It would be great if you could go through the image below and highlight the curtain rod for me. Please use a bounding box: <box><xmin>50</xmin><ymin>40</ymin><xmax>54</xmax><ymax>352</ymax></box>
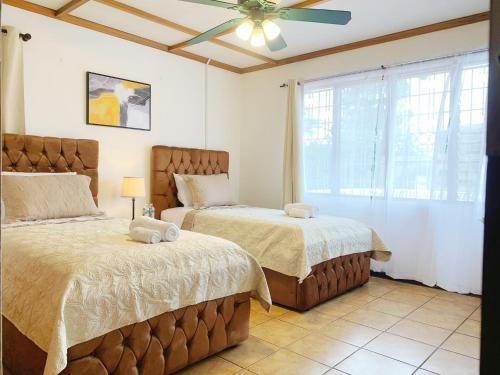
<box><xmin>1</xmin><ymin>28</ymin><xmax>32</xmax><ymax>42</ymax></box>
<box><xmin>302</xmin><ymin>48</ymin><xmax>488</xmax><ymax>85</ymax></box>
<box><xmin>279</xmin><ymin>82</ymin><xmax>301</xmax><ymax>88</ymax></box>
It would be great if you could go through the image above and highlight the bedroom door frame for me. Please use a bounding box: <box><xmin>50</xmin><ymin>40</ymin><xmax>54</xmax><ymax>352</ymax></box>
<box><xmin>480</xmin><ymin>0</ymin><xmax>500</xmax><ymax>373</ymax></box>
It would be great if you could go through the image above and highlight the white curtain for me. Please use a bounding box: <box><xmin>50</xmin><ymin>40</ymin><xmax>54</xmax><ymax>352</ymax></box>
<box><xmin>302</xmin><ymin>51</ymin><xmax>488</xmax><ymax>294</ymax></box>
<box><xmin>282</xmin><ymin>79</ymin><xmax>304</xmax><ymax>206</ymax></box>
<box><xmin>1</xmin><ymin>26</ymin><xmax>26</xmax><ymax>134</ymax></box>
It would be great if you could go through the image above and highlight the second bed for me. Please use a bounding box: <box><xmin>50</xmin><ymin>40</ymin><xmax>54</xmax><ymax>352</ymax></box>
<box><xmin>151</xmin><ymin>145</ymin><xmax>391</xmax><ymax>311</ymax></box>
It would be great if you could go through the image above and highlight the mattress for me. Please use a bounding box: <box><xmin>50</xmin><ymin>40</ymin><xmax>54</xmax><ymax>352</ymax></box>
<box><xmin>162</xmin><ymin>206</ymin><xmax>391</xmax><ymax>282</ymax></box>
<box><xmin>2</xmin><ymin>217</ymin><xmax>271</xmax><ymax>375</ymax></box>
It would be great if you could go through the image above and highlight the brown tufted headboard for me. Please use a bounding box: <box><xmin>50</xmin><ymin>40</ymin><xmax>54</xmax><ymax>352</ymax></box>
<box><xmin>151</xmin><ymin>145</ymin><xmax>229</xmax><ymax>218</ymax></box>
<box><xmin>2</xmin><ymin>133</ymin><xmax>99</xmax><ymax>204</ymax></box>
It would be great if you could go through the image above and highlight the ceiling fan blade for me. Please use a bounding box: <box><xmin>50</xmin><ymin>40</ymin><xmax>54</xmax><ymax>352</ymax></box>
<box><xmin>266</xmin><ymin>33</ymin><xmax>287</xmax><ymax>52</ymax></box>
<box><xmin>278</xmin><ymin>8</ymin><xmax>351</xmax><ymax>25</ymax></box>
<box><xmin>180</xmin><ymin>18</ymin><xmax>246</xmax><ymax>47</ymax></box>
<box><xmin>178</xmin><ymin>0</ymin><xmax>238</xmax><ymax>9</ymax></box>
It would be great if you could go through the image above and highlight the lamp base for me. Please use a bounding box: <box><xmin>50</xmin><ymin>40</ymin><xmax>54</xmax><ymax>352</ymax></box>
<box><xmin>131</xmin><ymin>197</ymin><xmax>136</xmax><ymax>220</ymax></box>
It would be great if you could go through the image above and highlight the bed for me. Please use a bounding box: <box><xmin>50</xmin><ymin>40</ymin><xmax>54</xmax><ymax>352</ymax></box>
<box><xmin>1</xmin><ymin>134</ymin><xmax>271</xmax><ymax>375</ymax></box>
<box><xmin>151</xmin><ymin>145</ymin><xmax>391</xmax><ymax>311</ymax></box>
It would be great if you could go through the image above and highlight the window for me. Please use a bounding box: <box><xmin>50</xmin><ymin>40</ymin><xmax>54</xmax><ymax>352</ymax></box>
<box><xmin>302</xmin><ymin>51</ymin><xmax>488</xmax><ymax>202</ymax></box>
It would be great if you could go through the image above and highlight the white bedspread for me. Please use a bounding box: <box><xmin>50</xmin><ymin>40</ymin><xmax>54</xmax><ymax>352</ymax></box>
<box><xmin>2</xmin><ymin>217</ymin><xmax>271</xmax><ymax>375</ymax></box>
<box><xmin>176</xmin><ymin>207</ymin><xmax>391</xmax><ymax>282</ymax></box>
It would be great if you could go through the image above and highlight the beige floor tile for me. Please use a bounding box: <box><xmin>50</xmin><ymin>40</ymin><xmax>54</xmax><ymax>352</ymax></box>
<box><xmin>314</xmin><ymin>299</ymin><xmax>359</xmax><ymax>318</ymax></box>
<box><xmin>286</xmin><ymin>333</ymin><xmax>357</xmax><ymax>367</ymax></box>
<box><xmin>470</xmin><ymin>307</ymin><xmax>481</xmax><ymax>322</ymax></box>
<box><xmin>407</xmin><ymin>307</ymin><xmax>466</xmax><ymax>330</ymax></box>
<box><xmin>250</xmin><ymin>310</ymin><xmax>272</xmax><ymax>328</ymax></box>
<box><xmin>396</xmin><ymin>283</ymin><xmax>440</xmax><ymax>297</ymax></box>
<box><xmin>413</xmin><ymin>370</ymin><xmax>436</xmax><ymax>375</ymax></box>
<box><xmin>178</xmin><ymin>356</ymin><xmax>242</xmax><ymax>375</ymax></box>
<box><xmin>441</xmin><ymin>333</ymin><xmax>480</xmax><ymax>359</ymax></box>
<box><xmin>335</xmin><ymin>349</ymin><xmax>416</xmax><ymax>375</ymax></box>
<box><xmin>251</xmin><ymin>300</ymin><xmax>289</xmax><ymax>318</ymax></box>
<box><xmin>248</xmin><ymin>348</ymin><xmax>328</xmax><ymax>375</ymax></box>
<box><xmin>365</xmin><ymin>298</ymin><xmax>418</xmax><ymax>317</ymax></box>
<box><xmin>364</xmin><ymin>332</ymin><xmax>435</xmax><ymax>366</ymax></box>
<box><xmin>369</xmin><ymin>277</ymin><xmax>402</xmax><ymax>288</ymax></box>
<box><xmin>322</xmin><ymin>319</ymin><xmax>381</xmax><ymax>347</ymax></box>
<box><xmin>279</xmin><ymin>310</ymin><xmax>334</xmax><ymax>330</ymax></box>
<box><xmin>235</xmin><ymin>371</ymin><xmax>256</xmax><ymax>375</ymax></box>
<box><xmin>423</xmin><ymin>297</ymin><xmax>477</xmax><ymax>318</ymax></box>
<box><xmin>335</xmin><ymin>290</ymin><xmax>377</xmax><ymax>306</ymax></box>
<box><xmin>422</xmin><ymin>349</ymin><xmax>479</xmax><ymax>375</ymax></box>
<box><xmin>387</xmin><ymin>319</ymin><xmax>452</xmax><ymax>346</ymax></box>
<box><xmin>250</xmin><ymin>319</ymin><xmax>309</xmax><ymax>347</ymax></box>
<box><xmin>436</xmin><ymin>291</ymin><xmax>481</xmax><ymax>307</ymax></box>
<box><xmin>343</xmin><ymin>308</ymin><xmax>400</xmax><ymax>330</ymax></box>
<box><xmin>382</xmin><ymin>290</ymin><xmax>432</xmax><ymax>306</ymax></box>
<box><xmin>457</xmin><ymin>319</ymin><xmax>481</xmax><ymax>338</ymax></box>
<box><xmin>324</xmin><ymin>370</ymin><xmax>349</xmax><ymax>375</ymax></box>
<box><xmin>359</xmin><ymin>282</ymin><xmax>395</xmax><ymax>297</ymax></box>
<box><xmin>219</xmin><ymin>335</ymin><xmax>279</xmax><ymax>368</ymax></box>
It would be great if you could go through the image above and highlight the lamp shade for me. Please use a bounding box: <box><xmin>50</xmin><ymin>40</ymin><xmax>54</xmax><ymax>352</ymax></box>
<box><xmin>121</xmin><ymin>177</ymin><xmax>145</xmax><ymax>198</ymax></box>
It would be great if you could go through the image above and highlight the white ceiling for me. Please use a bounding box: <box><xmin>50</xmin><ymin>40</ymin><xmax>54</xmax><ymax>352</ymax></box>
<box><xmin>27</xmin><ymin>0</ymin><xmax>490</xmax><ymax>68</ymax></box>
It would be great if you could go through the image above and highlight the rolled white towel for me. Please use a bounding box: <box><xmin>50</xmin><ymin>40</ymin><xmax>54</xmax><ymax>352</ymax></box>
<box><xmin>284</xmin><ymin>203</ymin><xmax>319</xmax><ymax>218</ymax></box>
<box><xmin>129</xmin><ymin>227</ymin><xmax>161</xmax><ymax>244</ymax></box>
<box><xmin>288</xmin><ymin>207</ymin><xmax>311</xmax><ymax>219</ymax></box>
<box><xmin>130</xmin><ymin>216</ymin><xmax>180</xmax><ymax>242</ymax></box>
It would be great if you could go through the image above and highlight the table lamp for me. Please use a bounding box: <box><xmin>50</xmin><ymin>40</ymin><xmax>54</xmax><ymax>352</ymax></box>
<box><xmin>121</xmin><ymin>177</ymin><xmax>145</xmax><ymax>220</ymax></box>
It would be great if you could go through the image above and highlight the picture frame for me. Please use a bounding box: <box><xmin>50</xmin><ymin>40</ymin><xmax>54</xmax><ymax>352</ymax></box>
<box><xmin>86</xmin><ymin>72</ymin><xmax>151</xmax><ymax>131</ymax></box>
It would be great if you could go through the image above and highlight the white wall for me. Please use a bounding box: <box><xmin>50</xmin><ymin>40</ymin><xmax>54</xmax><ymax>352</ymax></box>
<box><xmin>240</xmin><ymin>21</ymin><xmax>490</xmax><ymax>209</ymax></box>
<box><xmin>2</xmin><ymin>5</ymin><xmax>241</xmax><ymax>218</ymax></box>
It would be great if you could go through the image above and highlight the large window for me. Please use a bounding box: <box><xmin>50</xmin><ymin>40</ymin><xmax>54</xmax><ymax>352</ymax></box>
<box><xmin>303</xmin><ymin>52</ymin><xmax>488</xmax><ymax>202</ymax></box>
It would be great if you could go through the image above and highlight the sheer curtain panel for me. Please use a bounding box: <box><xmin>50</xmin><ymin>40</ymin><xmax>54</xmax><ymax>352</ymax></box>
<box><xmin>302</xmin><ymin>51</ymin><xmax>488</xmax><ymax>294</ymax></box>
<box><xmin>283</xmin><ymin>79</ymin><xmax>304</xmax><ymax>206</ymax></box>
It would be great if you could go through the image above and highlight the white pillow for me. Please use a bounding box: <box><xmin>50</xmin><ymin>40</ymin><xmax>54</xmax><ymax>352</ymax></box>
<box><xmin>1</xmin><ymin>171</ymin><xmax>77</xmax><ymax>176</ymax></box>
<box><xmin>174</xmin><ymin>173</ymin><xmax>193</xmax><ymax>207</ymax></box>
<box><xmin>183</xmin><ymin>173</ymin><xmax>236</xmax><ymax>209</ymax></box>
<box><xmin>2</xmin><ymin>174</ymin><xmax>102</xmax><ymax>222</ymax></box>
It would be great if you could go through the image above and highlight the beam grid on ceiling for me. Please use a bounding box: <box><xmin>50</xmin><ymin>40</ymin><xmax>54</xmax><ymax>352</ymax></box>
<box><xmin>4</xmin><ymin>0</ymin><xmax>243</xmax><ymax>73</ymax></box>
<box><xmin>56</xmin><ymin>0</ymin><xmax>91</xmax><ymax>17</ymax></box>
<box><xmin>94</xmin><ymin>0</ymin><xmax>277</xmax><ymax>64</ymax></box>
<box><xmin>3</xmin><ymin>0</ymin><xmax>490</xmax><ymax>74</ymax></box>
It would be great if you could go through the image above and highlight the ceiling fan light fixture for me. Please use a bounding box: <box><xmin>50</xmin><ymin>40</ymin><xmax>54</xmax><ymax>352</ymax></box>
<box><xmin>250</xmin><ymin>27</ymin><xmax>265</xmax><ymax>47</ymax></box>
<box><xmin>262</xmin><ymin>20</ymin><xmax>280</xmax><ymax>40</ymax></box>
<box><xmin>236</xmin><ymin>20</ymin><xmax>254</xmax><ymax>41</ymax></box>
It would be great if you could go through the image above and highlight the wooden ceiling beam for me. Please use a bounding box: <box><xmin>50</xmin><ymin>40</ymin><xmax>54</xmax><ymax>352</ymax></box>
<box><xmin>241</xmin><ymin>11</ymin><xmax>490</xmax><ymax>74</ymax></box>
<box><xmin>4</xmin><ymin>0</ymin><xmax>242</xmax><ymax>74</ymax></box>
<box><xmin>95</xmin><ymin>0</ymin><xmax>276</xmax><ymax>64</ymax></box>
<box><xmin>55</xmin><ymin>0</ymin><xmax>91</xmax><ymax>17</ymax></box>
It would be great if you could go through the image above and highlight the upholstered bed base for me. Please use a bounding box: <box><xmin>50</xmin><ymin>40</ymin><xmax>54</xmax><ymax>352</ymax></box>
<box><xmin>3</xmin><ymin>292</ymin><xmax>250</xmax><ymax>375</ymax></box>
<box><xmin>263</xmin><ymin>252</ymin><xmax>372</xmax><ymax>311</ymax></box>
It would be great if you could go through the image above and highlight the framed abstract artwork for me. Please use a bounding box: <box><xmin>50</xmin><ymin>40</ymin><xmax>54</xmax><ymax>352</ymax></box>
<box><xmin>86</xmin><ymin>72</ymin><xmax>151</xmax><ymax>131</ymax></box>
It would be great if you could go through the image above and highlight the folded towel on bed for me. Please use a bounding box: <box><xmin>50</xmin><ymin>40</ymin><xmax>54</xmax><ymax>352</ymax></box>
<box><xmin>284</xmin><ymin>203</ymin><xmax>319</xmax><ymax>218</ymax></box>
<box><xmin>129</xmin><ymin>227</ymin><xmax>162</xmax><ymax>244</ymax></box>
<box><xmin>130</xmin><ymin>216</ymin><xmax>180</xmax><ymax>242</ymax></box>
<box><xmin>288</xmin><ymin>207</ymin><xmax>311</xmax><ymax>219</ymax></box>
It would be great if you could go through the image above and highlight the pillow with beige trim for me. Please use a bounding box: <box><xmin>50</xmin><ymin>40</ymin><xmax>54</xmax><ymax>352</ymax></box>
<box><xmin>183</xmin><ymin>174</ymin><xmax>236</xmax><ymax>209</ymax></box>
<box><xmin>2</xmin><ymin>174</ymin><xmax>103</xmax><ymax>223</ymax></box>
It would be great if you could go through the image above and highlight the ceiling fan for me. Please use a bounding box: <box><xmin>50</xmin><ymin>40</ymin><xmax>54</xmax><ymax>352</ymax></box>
<box><xmin>178</xmin><ymin>0</ymin><xmax>352</xmax><ymax>51</ymax></box>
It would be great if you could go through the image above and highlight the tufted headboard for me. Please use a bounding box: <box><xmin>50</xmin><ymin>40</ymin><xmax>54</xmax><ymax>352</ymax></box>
<box><xmin>2</xmin><ymin>133</ymin><xmax>99</xmax><ymax>204</ymax></box>
<box><xmin>151</xmin><ymin>145</ymin><xmax>229</xmax><ymax>218</ymax></box>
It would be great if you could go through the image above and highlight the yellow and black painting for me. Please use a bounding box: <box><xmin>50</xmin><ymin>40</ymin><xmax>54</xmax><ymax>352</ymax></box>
<box><xmin>87</xmin><ymin>72</ymin><xmax>151</xmax><ymax>131</ymax></box>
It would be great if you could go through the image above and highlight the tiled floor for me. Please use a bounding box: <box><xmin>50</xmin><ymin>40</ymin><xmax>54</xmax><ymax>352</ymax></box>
<box><xmin>178</xmin><ymin>277</ymin><xmax>481</xmax><ymax>375</ymax></box>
